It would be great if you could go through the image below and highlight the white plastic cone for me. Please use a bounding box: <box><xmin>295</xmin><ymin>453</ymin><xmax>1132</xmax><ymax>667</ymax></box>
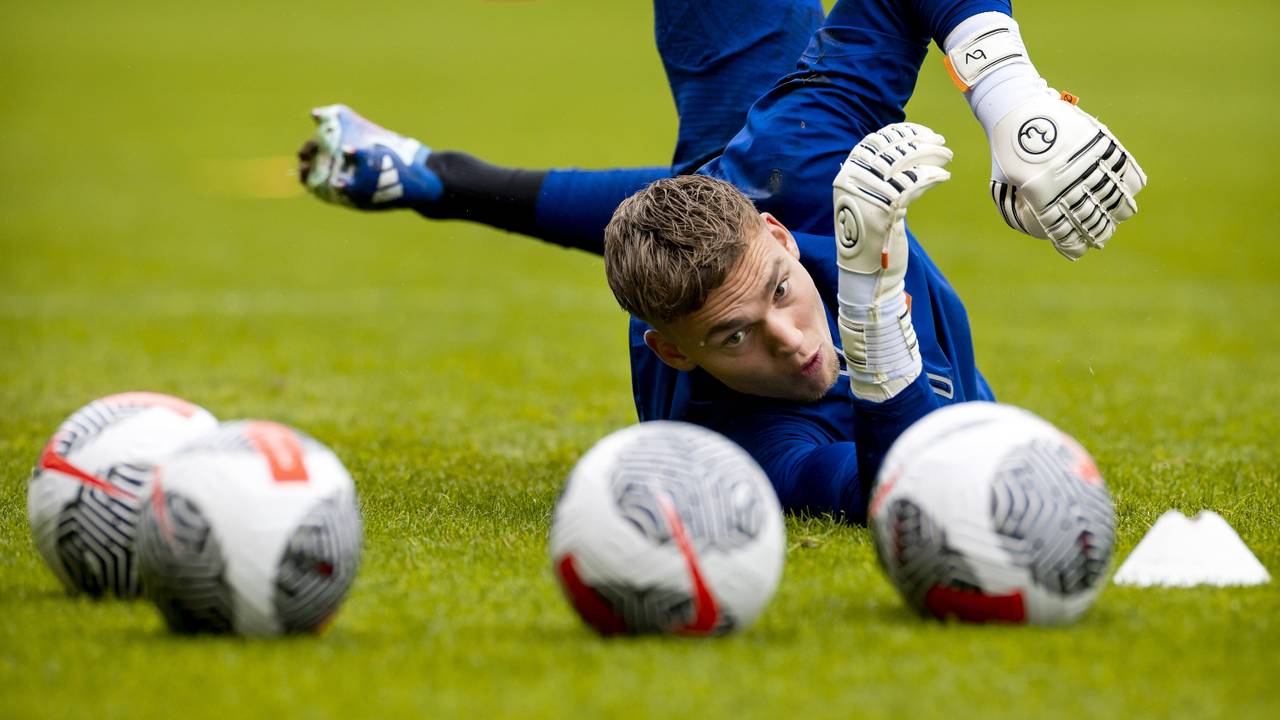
<box><xmin>1113</xmin><ymin>510</ymin><xmax>1271</xmax><ymax>587</ymax></box>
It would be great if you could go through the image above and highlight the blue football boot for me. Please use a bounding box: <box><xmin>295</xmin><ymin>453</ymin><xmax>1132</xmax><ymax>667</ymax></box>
<box><xmin>305</xmin><ymin>104</ymin><xmax>444</xmax><ymax>210</ymax></box>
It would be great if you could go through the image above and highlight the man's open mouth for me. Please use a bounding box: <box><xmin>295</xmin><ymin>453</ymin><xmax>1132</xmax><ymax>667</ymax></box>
<box><xmin>799</xmin><ymin>351</ymin><xmax>822</xmax><ymax>377</ymax></box>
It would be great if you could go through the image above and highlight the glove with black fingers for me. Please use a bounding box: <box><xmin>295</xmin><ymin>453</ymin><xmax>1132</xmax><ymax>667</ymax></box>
<box><xmin>943</xmin><ymin>13</ymin><xmax>1147</xmax><ymax>260</ymax></box>
<box><xmin>988</xmin><ymin>94</ymin><xmax>1147</xmax><ymax>260</ymax></box>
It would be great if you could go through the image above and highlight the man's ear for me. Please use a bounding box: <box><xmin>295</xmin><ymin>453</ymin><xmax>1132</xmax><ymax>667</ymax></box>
<box><xmin>643</xmin><ymin>329</ymin><xmax>697</xmax><ymax>371</ymax></box>
<box><xmin>761</xmin><ymin>211</ymin><xmax>799</xmax><ymax>259</ymax></box>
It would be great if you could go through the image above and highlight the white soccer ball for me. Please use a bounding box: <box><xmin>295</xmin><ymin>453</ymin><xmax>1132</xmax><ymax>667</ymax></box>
<box><xmin>869</xmin><ymin>402</ymin><xmax>1115</xmax><ymax>624</ymax></box>
<box><xmin>136</xmin><ymin>420</ymin><xmax>362</xmax><ymax>636</ymax></box>
<box><xmin>549</xmin><ymin>421</ymin><xmax>785</xmax><ymax>636</ymax></box>
<box><xmin>27</xmin><ymin>392</ymin><xmax>219</xmax><ymax>598</ymax></box>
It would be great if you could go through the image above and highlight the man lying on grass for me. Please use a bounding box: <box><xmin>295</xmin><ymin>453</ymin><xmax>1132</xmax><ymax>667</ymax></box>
<box><xmin>296</xmin><ymin>0</ymin><xmax>1145</xmax><ymax>521</ymax></box>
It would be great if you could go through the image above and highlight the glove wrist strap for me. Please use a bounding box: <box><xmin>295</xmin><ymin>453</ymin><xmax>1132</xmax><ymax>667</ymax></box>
<box><xmin>943</xmin><ymin>22</ymin><xmax>1029</xmax><ymax>92</ymax></box>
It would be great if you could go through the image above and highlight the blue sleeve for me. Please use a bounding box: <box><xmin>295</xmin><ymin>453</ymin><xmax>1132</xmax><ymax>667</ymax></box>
<box><xmin>720</xmin><ymin>370</ymin><xmax>946</xmax><ymax>524</ymax></box>
<box><xmin>903</xmin><ymin>0</ymin><xmax>1013</xmax><ymax>45</ymax></box>
<box><xmin>826</xmin><ymin>0</ymin><xmax>1013</xmax><ymax>47</ymax></box>
<box><xmin>719</xmin><ymin>412</ymin><xmax>866</xmax><ymax>522</ymax></box>
<box><xmin>534</xmin><ymin>166</ymin><xmax>671</xmax><ymax>255</ymax></box>
<box><xmin>850</xmin><ymin>371</ymin><xmax>945</xmax><ymax>495</ymax></box>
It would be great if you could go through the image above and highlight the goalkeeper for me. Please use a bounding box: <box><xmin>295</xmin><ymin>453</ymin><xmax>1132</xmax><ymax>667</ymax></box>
<box><xmin>298</xmin><ymin>0</ymin><xmax>1145</xmax><ymax>521</ymax></box>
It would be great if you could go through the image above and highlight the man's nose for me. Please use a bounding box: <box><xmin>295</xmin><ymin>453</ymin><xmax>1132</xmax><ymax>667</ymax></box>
<box><xmin>765</xmin><ymin>314</ymin><xmax>804</xmax><ymax>356</ymax></box>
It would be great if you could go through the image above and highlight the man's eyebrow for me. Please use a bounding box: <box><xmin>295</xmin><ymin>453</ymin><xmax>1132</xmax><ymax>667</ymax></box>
<box><xmin>703</xmin><ymin>258</ymin><xmax>785</xmax><ymax>344</ymax></box>
<box><xmin>758</xmin><ymin>257</ymin><xmax>785</xmax><ymax>301</ymax></box>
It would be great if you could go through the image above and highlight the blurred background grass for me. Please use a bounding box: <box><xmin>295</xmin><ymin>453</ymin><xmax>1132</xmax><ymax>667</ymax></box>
<box><xmin>1</xmin><ymin>1</ymin><xmax>1277</xmax><ymax>718</ymax></box>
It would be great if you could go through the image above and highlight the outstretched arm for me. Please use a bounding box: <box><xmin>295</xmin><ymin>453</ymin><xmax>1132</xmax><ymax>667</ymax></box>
<box><xmin>718</xmin><ymin>409</ymin><xmax>865</xmax><ymax>521</ymax></box>
<box><xmin>717</xmin><ymin>371</ymin><xmax>945</xmax><ymax>525</ymax></box>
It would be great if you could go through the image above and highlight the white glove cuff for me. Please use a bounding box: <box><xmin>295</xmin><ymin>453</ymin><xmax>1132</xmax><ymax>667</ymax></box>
<box><xmin>944</xmin><ymin>13</ymin><xmax>1057</xmax><ymax>150</ymax></box>
<box><xmin>944</xmin><ymin>24</ymin><xmax>1028</xmax><ymax>91</ymax></box>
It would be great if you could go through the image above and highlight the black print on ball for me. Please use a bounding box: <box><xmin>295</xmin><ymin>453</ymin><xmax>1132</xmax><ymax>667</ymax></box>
<box><xmin>55</xmin><ymin>398</ymin><xmax>153</xmax><ymax>456</ymax></box>
<box><xmin>989</xmin><ymin>439</ymin><xmax>1114</xmax><ymax>595</ymax></box>
<box><xmin>877</xmin><ymin>496</ymin><xmax>983</xmax><ymax>609</ymax></box>
<box><xmin>33</xmin><ymin>396</ymin><xmax>169</xmax><ymax>597</ymax></box>
<box><xmin>610</xmin><ymin>432</ymin><xmax>764</xmax><ymax>552</ymax></box>
<box><xmin>274</xmin><ymin>497</ymin><xmax>362</xmax><ymax>633</ymax></box>
<box><xmin>53</xmin><ymin>464</ymin><xmax>149</xmax><ymax>598</ymax></box>
<box><xmin>137</xmin><ymin>490</ymin><xmax>234</xmax><ymax>634</ymax></box>
<box><xmin>591</xmin><ymin>581</ymin><xmax>735</xmax><ymax>635</ymax></box>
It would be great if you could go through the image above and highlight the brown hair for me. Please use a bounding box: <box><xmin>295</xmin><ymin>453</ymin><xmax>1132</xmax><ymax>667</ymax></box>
<box><xmin>603</xmin><ymin>175</ymin><xmax>760</xmax><ymax>325</ymax></box>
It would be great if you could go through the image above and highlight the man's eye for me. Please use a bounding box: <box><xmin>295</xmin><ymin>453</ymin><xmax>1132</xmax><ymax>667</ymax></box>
<box><xmin>774</xmin><ymin>279</ymin><xmax>789</xmax><ymax>299</ymax></box>
<box><xmin>724</xmin><ymin>330</ymin><xmax>746</xmax><ymax>346</ymax></box>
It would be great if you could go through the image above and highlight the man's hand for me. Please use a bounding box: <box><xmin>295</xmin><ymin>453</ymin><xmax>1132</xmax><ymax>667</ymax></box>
<box><xmin>989</xmin><ymin>95</ymin><xmax>1147</xmax><ymax>260</ymax></box>
<box><xmin>833</xmin><ymin>123</ymin><xmax>952</xmax><ymax>283</ymax></box>
<box><xmin>832</xmin><ymin>122</ymin><xmax>952</xmax><ymax>401</ymax></box>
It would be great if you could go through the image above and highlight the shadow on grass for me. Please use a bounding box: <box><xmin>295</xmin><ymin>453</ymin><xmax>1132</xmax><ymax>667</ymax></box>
<box><xmin>862</xmin><ymin>598</ymin><xmax>1121</xmax><ymax>632</ymax></box>
<box><xmin>0</xmin><ymin>582</ymin><xmax>78</xmax><ymax>603</ymax></box>
<box><xmin>865</xmin><ymin>601</ymin><xmax>925</xmax><ymax>626</ymax></box>
<box><xmin>106</xmin><ymin>623</ymin><xmax>336</xmax><ymax>648</ymax></box>
<box><xmin>518</xmin><ymin>622</ymin><xmax>804</xmax><ymax>646</ymax></box>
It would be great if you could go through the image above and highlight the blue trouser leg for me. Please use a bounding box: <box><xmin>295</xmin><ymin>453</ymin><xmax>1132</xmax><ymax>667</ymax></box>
<box><xmin>698</xmin><ymin>19</ymin><xmax>928</xmax><ymax>233</ymax></box>
<box><xmin>697</xmin><ymin>0</ymin><xmax>1019</xmax><ymax>233</ymax></box>
<box><xmin>851</xmin><ymin>366</ymin><xmax>946</xmax><ymax>496</ymax></box>
<box><xmin>534</xmin><ymin>0</ymin><xmax>1012</xmax><ymax>249</ymax></box>
<box><xmin>655</xmin><ymin>0</ymin><xmax>825</xmax><ymax>175</ymax></box>
<box><xmin>532</xmin><ymin>0</ymin><xmax>823</xmax><ymax>253</ymax></box>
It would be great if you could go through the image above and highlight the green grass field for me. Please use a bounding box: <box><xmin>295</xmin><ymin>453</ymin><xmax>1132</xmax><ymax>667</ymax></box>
<box><xmin>2</xmin><ymin>0</ymin><xmax>1278</xmax><ymax>717</ymax></box>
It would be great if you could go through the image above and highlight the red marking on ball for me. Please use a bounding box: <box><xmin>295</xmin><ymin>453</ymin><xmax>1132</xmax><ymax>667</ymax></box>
<box><xmin>555</xmin><ymin>554</ymin><xmax>629</xmax><ymax>636</ymax></box>
<box><xmin>924</xmin><ymin>585</ymin><xmax>1026</xmax><ymax>623</ymax></box>
<box><xmin>244</xmin><ymin>421</ymin><xmax>308</xmax><ymax>482</ymax></box>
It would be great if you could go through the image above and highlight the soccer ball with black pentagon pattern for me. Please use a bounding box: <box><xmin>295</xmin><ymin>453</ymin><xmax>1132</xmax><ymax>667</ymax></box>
<box><xmin>136</xmin><ymin>420</ymin><xmax>362</xmax><ymax>635</ymax></box>
<box><xmin>550</xmin><ymin>421</ymin><xmax>785</xmax><ymax>636</ymax></box>
<box><xmin>869</xmin><ymin>402</ymin><xmax>1114</xmax><ymax>624</ymax></box>
<box><xmin>27</xmin><ymin>392</ymin><xmax>218</xmax><ymax>598</ymax></box>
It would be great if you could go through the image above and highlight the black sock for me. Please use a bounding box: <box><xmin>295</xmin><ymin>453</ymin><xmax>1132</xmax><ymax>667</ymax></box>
<box><xmin>419</xmin><ymin>151</ymin><xmax>547</xmax><ymax>237</ymax></box>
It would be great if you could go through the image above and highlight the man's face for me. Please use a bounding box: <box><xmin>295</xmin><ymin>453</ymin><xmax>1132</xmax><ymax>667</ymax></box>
<box><xmin>649</xmin><ymin>213</ymin><xmax>840</xmax><ymax>402</ymax></box>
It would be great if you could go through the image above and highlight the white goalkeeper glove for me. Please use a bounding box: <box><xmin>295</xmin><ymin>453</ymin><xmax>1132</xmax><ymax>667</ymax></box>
<box><xmin>832</xmin><ymin>123</ymin><xmax>951</xmax><ymax>401</ymax></box>
<box><xmin>945</xmin><ymin>13</ymin><xmax>1148</xmax><ymax>260</ymax></box>
<box><xmin>987</xmin><ymin>94</ymin><xmax>1147</xmax><ymax>260</ymax></box>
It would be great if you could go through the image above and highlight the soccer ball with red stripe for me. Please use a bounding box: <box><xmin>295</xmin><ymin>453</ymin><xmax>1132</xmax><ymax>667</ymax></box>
<box><xmin>550</xmin><ymin>422</ymin><xmax>785</xmax><ymax>636</ymax></box>
<box><xmin>27</xmin><ymin>392</ymin><xmax>219</xmax><ymax>598</ymax></box>
<box><xmin>869</xmin><ymin>402</ymin><xmax>1115</xmax><ymax>624</ymax></box>
<box><xmin>135</xmin><ymin>420</ymin><xmax>362</xmax><ymax>636</ymax></box>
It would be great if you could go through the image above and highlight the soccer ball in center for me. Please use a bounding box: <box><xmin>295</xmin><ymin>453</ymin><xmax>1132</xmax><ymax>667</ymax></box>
<box><xmin>869</xmin><ymin>402</ymin><xmax>1115</xmax><ymax>624</ymax></box>
<box><xmin>550</xmin><ymin>422</ymin><xmax>785</xmax><ymax>636</ymax></box>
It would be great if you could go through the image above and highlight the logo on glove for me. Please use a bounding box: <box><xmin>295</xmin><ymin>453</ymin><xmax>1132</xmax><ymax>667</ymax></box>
<box><xmin>1017</xmin><ymin>117</ymin><xmax>1057</xmax><ymax>155</ymax></box>
<box><xmin>835</xmin><ymin>207</ymin><xmax>859</xmax><ymax>250</ymax></box>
